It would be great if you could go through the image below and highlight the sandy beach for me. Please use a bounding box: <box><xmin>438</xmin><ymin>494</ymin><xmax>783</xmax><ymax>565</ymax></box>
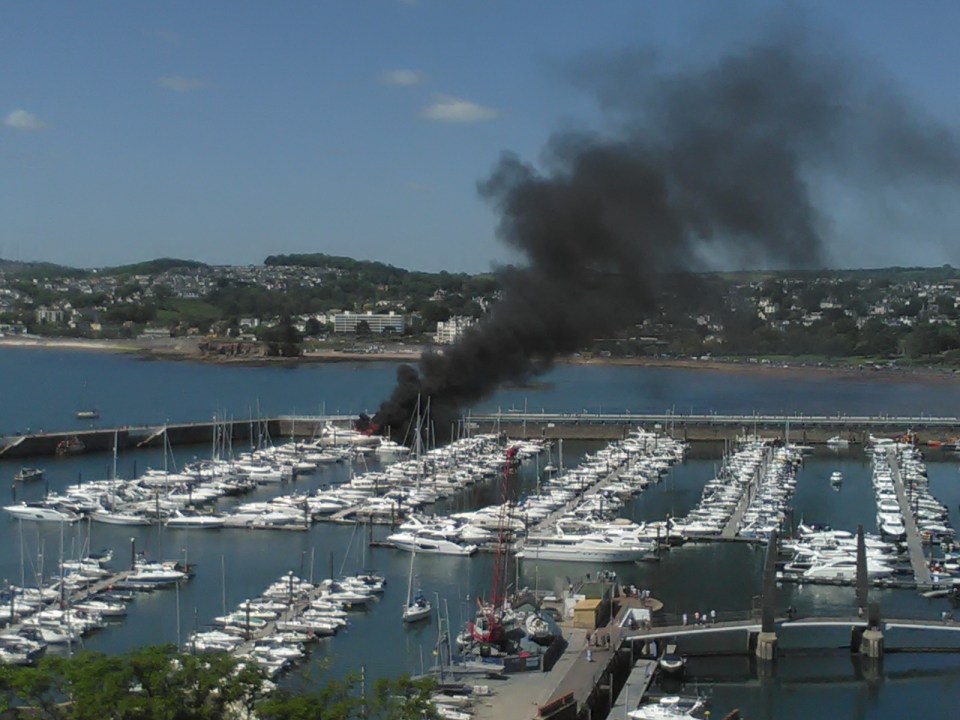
<box><xmin>0</xmin><ymin>336</ymin><xmax>143</xmax><ymax>353</ymax></box>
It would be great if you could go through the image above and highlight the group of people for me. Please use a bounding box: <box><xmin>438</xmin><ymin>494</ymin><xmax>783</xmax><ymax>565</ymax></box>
<box><xmin>624</xmin><ymin>584</ymin><xmax>652</xmax><ymax>600</ymax></box>
<box><xmin>587</xmin><ymin>630</ymin><xmax>612</xmax><ymax>648</ymax></box>
<box><xmin>681</xmin><ymin>610</ymin><xmax>717</xmax><ymax>625</ymax></box>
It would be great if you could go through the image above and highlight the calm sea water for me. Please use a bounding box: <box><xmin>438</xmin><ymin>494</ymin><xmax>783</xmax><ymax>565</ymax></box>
<box><xmin>3</xmin><ymin>348</ymin><xmax>960</xmax><ymax>434</ymax></box>
<box><xmin>1</xmin><ymin>347</ymin><xmax>959</xmax><ymax>718</ymax></box>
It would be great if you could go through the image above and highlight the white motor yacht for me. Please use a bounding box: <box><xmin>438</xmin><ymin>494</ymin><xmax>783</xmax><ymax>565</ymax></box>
<box><xmin>628</xmin><ymin>696</ymin><xmax>707</xmax><ymax>720</ymax></box>
<box><xmin>90</xmin><ymin>510</ymin><xmax>153</xmax><ymax>525</ymax></box>
<box><xmin>386</xmin><ymin>531</ymin><xmax>477</xmax><ymax>556</ymax></box>
<box><xmin>3</xmin><ymin>503</ymin><xmax>80</xmax><ymax>523</ymax></box>
<box><xmin>517</xmin><ymin>532</ymin><xmax>655</xmax><ymax>562</ymax></box>
<box><xmin>165</xmin><ymin>511</ymin><xmax>226</xmax><ymax>529</ymax></box>
<box><xmin>802</xmin><ymin>556</ymin><xmax>895</xmax><ymax>581</ymax></box>
<box><xmin>376</xmin><ymin>439</ymin><xmax>411</xmax><ymax>458</ymax></box>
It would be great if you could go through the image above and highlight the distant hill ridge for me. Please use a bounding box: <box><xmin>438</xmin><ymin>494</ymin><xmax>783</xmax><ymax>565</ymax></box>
<box><xmin>0</xmin><ymin>253</ymin><xmax>957</xmax><ymax>282</ymax></box>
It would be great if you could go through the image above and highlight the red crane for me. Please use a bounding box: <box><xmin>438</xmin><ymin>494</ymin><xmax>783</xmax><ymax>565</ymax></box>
<box><xmin>467</xmin><ymin>443</ymin><xmax>519</xmax><ymax>648</ymax></box>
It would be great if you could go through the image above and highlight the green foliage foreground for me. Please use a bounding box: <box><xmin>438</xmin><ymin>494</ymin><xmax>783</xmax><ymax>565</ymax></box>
<box><xmin>0</xmin><ymin>645</ymin><xmax>437</xmax><ymax>720</ymax></box>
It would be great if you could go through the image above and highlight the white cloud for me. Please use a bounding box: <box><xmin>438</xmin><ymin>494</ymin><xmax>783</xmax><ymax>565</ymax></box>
<box><xmin>4</xmin><ymin>109</ymin><xmax>48</xmax><ymax>131</ymax></box>
<box><xmin>381</xmin><ymin>69</ymin><xmax>424</xmax><ymax>87</ymax></box>
<box><xmin>158</xmin><ymin>76</ymin><xmax>204</xmax><ymax>93</ymax></box>
<box><xmin>421</xmin><ymin>95</ymin><xmax>497</xmax><ymax>123</ymax></box>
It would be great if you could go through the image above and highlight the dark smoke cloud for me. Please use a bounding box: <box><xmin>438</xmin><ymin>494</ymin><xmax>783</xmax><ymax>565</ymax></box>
<box><xmin>372</xmin><ymin>34</ymin><xmax>960</xmax><ymax>438</ymax></box>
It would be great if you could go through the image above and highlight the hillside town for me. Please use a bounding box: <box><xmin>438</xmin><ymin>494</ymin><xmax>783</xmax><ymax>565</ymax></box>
<box><xmin>1</xmin><ymin>257</ymin><xmax>959</xmax><ymax>365</ymax></box>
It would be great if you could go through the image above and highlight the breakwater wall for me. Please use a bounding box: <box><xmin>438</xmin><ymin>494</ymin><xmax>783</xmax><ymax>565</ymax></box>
<box><xmin>469</xmin><ymin>412</ymin><xmax>960</xmax><ymax>445</ymax></box>
<box><xmin>2</xmin><ymin>412</ymin><xmax>958</xmax><ymax>460</ymax></box>
<box><xmin>0</xmin><ymin>415</ymin><xmax>357</xmax><ymax>460</ymax></box>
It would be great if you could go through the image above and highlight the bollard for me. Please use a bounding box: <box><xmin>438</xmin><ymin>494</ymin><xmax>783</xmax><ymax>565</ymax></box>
<box><xmin>755</xmin><ymin>631</ymin><xmax>777</xmax><ymax>661</ymax></box>
<box><xmin>860</xmin><ymin>629</ymin><xmax>884</xmax><ymax>659</ymax></box>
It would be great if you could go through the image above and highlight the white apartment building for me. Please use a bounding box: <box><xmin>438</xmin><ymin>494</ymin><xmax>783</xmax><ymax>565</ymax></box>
<box><xmin>435</xmin><ymin>315</ymin><xmax>476</xmax><ymax>344</ymax></box>
<box><xmin>334</xmin><ymin>311</ymin><xmax>406</xmax><ymax>334</ymax></box>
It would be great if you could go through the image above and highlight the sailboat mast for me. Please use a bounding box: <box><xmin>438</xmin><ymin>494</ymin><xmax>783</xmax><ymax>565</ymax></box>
<box><xmin>19</xmin><ymin>519</ymin><xmax>25</xmax><ymax>588</ymax></box>
<box><xmin>406</xmin><ymin>541</ymin><xmax>417</xmax><ymax>607</ymax></box>
<box><xmin>58</xmin><ymin>520</ymin><xmax>65</xmax><ymax>608</ymax></box>
<box><xmin>221</xmin><ymin>555</ymin><xmax>226</xmax><ymax>616</ymax></box>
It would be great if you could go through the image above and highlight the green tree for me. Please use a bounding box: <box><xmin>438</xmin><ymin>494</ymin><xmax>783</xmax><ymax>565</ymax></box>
<box><xmin>1</xmin><ymin>645</ymin><xmax>272</xmax><ymax>720</ymax></box>
<box><xmin>903</xmin><ymin>323</ymin><xmax>942</xmax><ymax>359</ymax></box>
<box><xmin>152</xmin><ymin>284</ymin><xmax>175</xmax><ymax>304</ymax></box>
<box><xmin>305</xmin><ymin>317</ymin><xmax>323</xmax><ymax>337</ymax></box>
<box><xmin>418</xmin><ymin>304</ymin><xmax>450</xmax><ymax>329</ymax></box>
<box><xmin>856</xmin><ymin>318</ymin><xmax>900</xmax><ymax>358</ymax></box>
<box><xmin>262</xmin><ymin>317</ymin><xmax>303</xmax><ymax>357</ymax></box>
<box><xmin>257</xmin><ymin>673</ymin><xmax>437</xmax><ymax>720</ymax></box>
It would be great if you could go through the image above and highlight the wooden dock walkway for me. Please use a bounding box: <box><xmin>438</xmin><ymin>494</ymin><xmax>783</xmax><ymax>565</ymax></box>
<box><xmin>720</xmin><ymin>446</ymin><xmax>770</xmax><ymax>539</ymax></box>
<box><xmin>230</xmin><ymin>583</ymin><xmax>328</xmax><ymax>656</ymax></box>
<box><xmin>2</xmin><ymin>569</ymin><xmax>132</xmax><ymax>635</ymax></box>
<box><xmin>887</xmin><ymin>449</ymin><xmax>932</xmax><ymax>585</ymax></box>
<box><xmin>528</xmin><ymin>461</ymin><xmax>627</xmax><ymax>534</ymax></box>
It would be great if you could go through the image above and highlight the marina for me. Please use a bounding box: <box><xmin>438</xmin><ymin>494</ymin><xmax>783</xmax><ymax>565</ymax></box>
<box><xmin>9</xmin><ymin>421</ymin><xmax>956</xmax><ymax>716</ymax></box>
<box><xmin>1</xmin><ymin>354</ymin><xmax>960</xmax><ymax>717</ymax></box>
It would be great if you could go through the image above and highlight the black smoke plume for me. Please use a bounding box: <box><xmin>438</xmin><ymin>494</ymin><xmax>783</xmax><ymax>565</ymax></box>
<box><xmin>372</xmin><ymin>33</ymin><xmax>960</xmax><ymax>440</ymax></box>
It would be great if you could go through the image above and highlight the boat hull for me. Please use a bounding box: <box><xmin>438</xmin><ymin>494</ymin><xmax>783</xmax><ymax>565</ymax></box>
<box><xmin>402</xmin><ymin>603</ymin><xmax>432</xmax><ymax>623</ymax></box>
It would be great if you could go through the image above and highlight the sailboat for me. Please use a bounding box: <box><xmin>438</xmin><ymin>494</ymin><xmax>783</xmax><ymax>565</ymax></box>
<box><xmin>402</xmin><ymin>543</ymin><xmax>431</xmax><ymax>624</ymax></box>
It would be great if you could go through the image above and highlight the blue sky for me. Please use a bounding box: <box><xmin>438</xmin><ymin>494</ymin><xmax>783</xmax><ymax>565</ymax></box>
<box><xmin>3</xmin><ymin>1</ymin><xmax>960</xmax><ymax>272</ymax></box>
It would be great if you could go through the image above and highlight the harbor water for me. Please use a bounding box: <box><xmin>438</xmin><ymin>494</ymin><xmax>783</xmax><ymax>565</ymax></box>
<box><xmin>2</xmin><ymin>347</ymin><xmax>960</xmax><ymax>718</ymax></box>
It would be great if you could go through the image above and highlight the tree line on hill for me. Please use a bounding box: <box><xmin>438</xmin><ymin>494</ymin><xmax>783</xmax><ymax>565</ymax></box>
<box><xmin>3</xmin><ymin>254</ymin><xmax>960</xmax><ymax>365</ymax></box>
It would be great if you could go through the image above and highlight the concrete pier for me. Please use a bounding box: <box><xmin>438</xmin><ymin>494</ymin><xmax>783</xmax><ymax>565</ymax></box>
<box><xmin>470</xmin><ymin>628</ymin><xmax>599</xmax><ymax>720</ymax></box>
<box><xmin>607</xmin><ymin>659</ymin><xmax>658</xmax><ymax>719</ymax></box>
